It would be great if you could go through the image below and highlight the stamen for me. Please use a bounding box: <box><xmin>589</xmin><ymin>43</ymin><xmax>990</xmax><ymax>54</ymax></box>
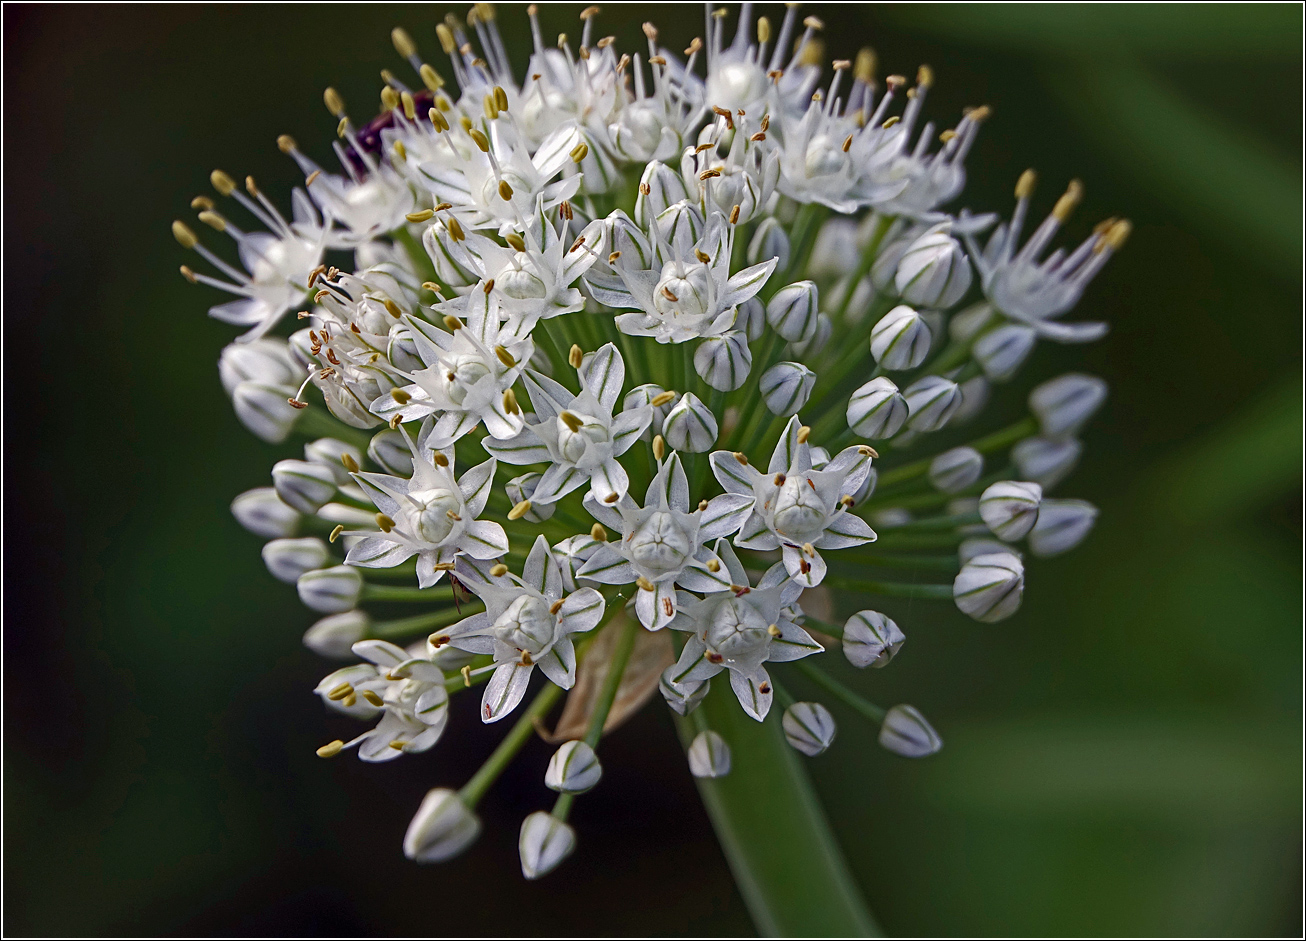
<box><xmin>406</xmin><ymin>209</ymin><xmax>434</xmax><ymax>223</ymax></box>
<box><xmin>323</xmin><ymin>87</ymin><xmax>346</xmax><ymax>117</ymax></box>
<box><xmin>650</xmin><ymin>390</ymin><xmax>676</xmax><ymax>407</ymax></box>
<box><xmin>568</xmin><ymin>345</ymin><xmax>584</xmax><ymax>368</ymax></box>
<box><xmin>560</xmin><ymin>411</ymin><xmax>583</xmax><ymax>432</ymax></box>
<box><xmin>329</xmin><ymin>525</ymin><xmax>344</xmax><ymax>543</ymax></box>
<box><xmin>316</xmin><ymin>740</ymin><xmax>345</xmax><ymax>758</ymax></box>
<box><xmin>590</xmin><ymin>523</ymin><xmax>608</xmax><ymax>542</ymax></box>
<box><xmin>341</xmin><ymin>453</ymin><xmax>360</xmax><ymax>473</ymax></box>
<box><xmin>652</xmin><ymin>435</ymin><xmax>666</xmax><ymax>460</ymax></box>
<box><xmin>376</xmin><ymin>513</ymin><xmax>395</xmax><ymax>532</ymax></box>
<box><xmin>502</xmin><ymin>388</ymin><xmax>520</xmax><ymax>415</ymax></box>
<box><xmin>508</xmin><ymin>500</ymin><xmax>532</xmax><ymax>520</ymax></box>
<box><xmin>797</xmin><ymin>425</ymin><xmax>811</xmax><ymax>443</ymax></box>
<box><xmin>636</xmin><ymin>576</ymin><xmax>655</xmax><ymax>591</ymax></box>
<box><xmin>549</xmin><ymin>600</ymin><xmax>564</xmax><ymax>615</ymax></box>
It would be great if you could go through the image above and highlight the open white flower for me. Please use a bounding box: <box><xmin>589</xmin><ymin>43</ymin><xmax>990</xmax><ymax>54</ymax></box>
<box><xmin>485</xmin><ymin>344</ymin><xmax>650</xmax><ymax>505</ymax></box>
<box><xmin>710</xmin><ymin>416</ymin><xmax>876</xmax><ymax>587</ymax></box>
<box><xmin>441</xmin><ymin>537</ymin><xmax>606</xmax><ymax>723</ymax></box>
<box><xmin>664</xmin><ymin>541</ymin><xmax>823</xmax><ymax>721</ymax></box>
<box><xmin>343</xmin><ymin>424</ymin><xmax>506</xmax><ymax>587</ymax></box>
<box><xmin>578</xmin><ymin>453</ymin><xmax>752</xmax><ymax>630</ymax></box>
<box><xmin>314</xmin><ymin>639</ymin><xmax>449</xmax><ymax>761</ymax></box>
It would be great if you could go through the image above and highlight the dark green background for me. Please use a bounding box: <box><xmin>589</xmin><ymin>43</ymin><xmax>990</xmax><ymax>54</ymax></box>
<box><xmin>5</xmin><ymin>3</ymin><xmax>1301</xmax><ymax>935</ymax></box>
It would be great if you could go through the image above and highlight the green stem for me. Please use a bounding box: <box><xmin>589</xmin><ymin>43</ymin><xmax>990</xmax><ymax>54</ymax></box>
<box><xmin>360</xmin><ymin>583</ymin><xmax>457</xmax><ymax>603</ymax></box>
<box><xmin>371</xmin><ymin>605</ymin><xmax>481</xmax><ymax>640</ymax></box>
<box><xmin>792</xmin><ymin>661</ymin><xmax>887</xmax><ymax>724</ymax></box>
<box><xmin>835</xmin><ymin>552</ymin><xmax>960</xmax><ymax>574</ymax></box>
<box><xmin>293</xmin><ymin>407</ymin><xmax>373</xmax><ymax>451</ymax></box>
<box><xmin>821</xmin><ymin>575</ymin><xmax>955</xmax><ymax>599</ymax></box>
<box><xmin>676</xmin><ymin>685</ymin><xmax>880</xmax><ymax>936</ymax></box>
<box><xmin>873</xmin><ymin>416</ymin><xmax>1036</xmax><ymax>489</ymax></box>
<box><xmin>459</xmin><ymin>681</ymin><xmax>564</xmax><ymax>808</ymax></box>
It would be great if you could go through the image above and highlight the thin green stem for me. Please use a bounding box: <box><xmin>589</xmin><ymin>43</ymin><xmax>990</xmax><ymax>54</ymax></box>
<box><xmin>459</xmin><ymin>681</ymin><xmax>564</xmax><ymax>808</ymax></box>
<box><xmin>360</xmin><ymin>583</ymin><xmax>457</xmax><ymax>603</ymax></box>
<box><xmin>371</xmin><ymin>605</ymin><xmax>482</xmax><ymax>640</ymax></box>
<box><xmin>293</xmin><ymin>407</ymin><xmax>373</xmax><ymax>450</ymax></box>
<box><xmin>821</xmin><ymin>575</ymin><xmax>955</xmax><ymax>599</ymax></box>
<box><xmin>873</xmin><ymin>416</ymin><xmax>1037</xmax><ymax>490</ymax></box>
<box><xmin>791</xmin><ymin>661</ymin><xmax>887</xmax><ymax>724</ymax></box>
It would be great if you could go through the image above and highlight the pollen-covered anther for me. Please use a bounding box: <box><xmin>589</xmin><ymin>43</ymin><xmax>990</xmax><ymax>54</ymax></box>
<box><xmin>840</xmin><ymin>495</ymin><xmax>855</xmax><ymax>508</ymax></box>
<box><xmin>389</xmin><ymin>415</ymin><xmax>403</xmax><ymax>430</ymax></box>
<box><xmin>484</xmin><ymin>279</ymin><xmax>495</xmax><ymax>294</ymax></box>
<box><xmin>329</xmin><ymin>525</ymin><xmax>344</xmax><ymax>543</ymax></box>
<box><xmin>797</xmin><ymin>425</ymin><xmax>812</xmax><ymax>444</ymax></box>
<box><xmin>652</xmin><ymin>435</ymin><xmax>666</xmax><ymax>461</ymax></box>
<box><xmin>502</xmin><ymin>388</ymin><xmax>520</xmax><ymax>415</ymax></box>
<box><xmin>341</xmin><ymin>453</ymin><xmax>360</xmax><ymax>473</ymax></box>
<box><xmin>362</xmin><ymin>690</ymin><xmax>384</xmax><ymax>707</ymax></box>
<box><xmin>560</xmin><ymin>411</ymin><xmax>583</xmax><ymax>432</ymax></box>
<box><xmin>323</xmin><ymin>87</ymin><xmax>346</xmax><ymax>117</ymax></box>
<box><xmin>569</xmin><ymin>142</ymin><xmax>589</xmax><ymax>163</ymax></box>
<box><xmin>432</xmin><ymin>452</ymin><xmax>449</xmax><ymax>468</ymax></box>
<box><xmin>172</xmin><ymin>220</ymin><xmax>198</xmax><ymax>248</ymax></box>
<box><xmin>468</xmin><ymin>128</ymin><xmax>490</xmax><ymax>152</ymax></box>
<box><xmin>277</xmin><ymin>134</ymin><xmax>297</xmax><ymax>154</ymax></box>
<box><xmin>443</xmin><ymin>315</ymin><xmax>463</xmax><ymax>331</ymax></box>
<box><xmin>490</xmin><ymin>563</ymin><xmax>509</xmax><ymax>577</ymax></box>
<box><xmin>661</xmin><ymin>286</ymin><xmax>679</xmax><ymax>302</ymax></box>
<box><xmin>1053</xmin><ymin>180</ymin><xmax>1084</xmax><ymax>221</ymax></box>
<box><xmin>568</xmin><ymin>345</ymin><xmax>584</xmax><ymax>368</ymax></box>
<box><xmin>569</xmin><ymin>235</ymin><xmax>586</xmax><ymax>253</ymax></box>
<box><xmin>707</xmin><ymin>651</ymin><xmax>724</xmax><ymax>663</ymax></box>
<box><xmin>729</xmin><ymin>205</ymin><xmax>741</xmax><ymax>224</ymax></box>
<box><xmin>179</xmin><ymin>265</ymin><xmax>197</xmax><ymax>283</ymax></box>
<box><xmin>406</xmin><ymin>209</ymin><xmax>435</xmax><ymax>223</ymax></box>
<box><xmin>508</xmin><ymin>500</ymin><xmax>532</xmax><ymax>520</ymax></box>
<box><xmin>608</xmin><ymin>251</ymin><xmax>622</xmax><ymax>263</ymax></box>
<box><xmin>636</xmin><ymin>576</ymin><xmax>655</xmax><ymax>591</ymax></box>
<box><xmin>590</xmin><ymin>523</ymin><xmax>608</xmax><ymax>542</ymax></box>
<box><xmin>461</xmin><ymin>664</ymin><xmax>473</xmax><ymax>687</ymax></box>
<box><xmin>376</xmin><ymin>513</ymin><xmax>395</xmax><ymax>532</ymax></box>
<box><xmin>767</xmin><ymin>624</ymin><xmax>781</xmax><ymax>637</ymax></box>
<box><xmin>706</xmin><ymin>558</ymin><xmax>720</xmax><ymax>573</ymax></box>
<box><xmin>316</xmin><ymin>740</ymin><xmax>344</xmax><ymax>758</ymax></box>
<box><xmin>429</xmin><ymin>633</ymin><xmax>451</xmax><ymax>648</ymax></box>
<box><xmin>327</xmin><ymin>682</ymin><xmax>354</xmax><ymax>701</ymax></box>
<box><xmin>650</xmin><ymin>390</ymin><xmax>676</xmax><ymax>407</ymax></box>
<box><xmin>389</xmin><ymin>388</ymin><xmax>411</xmax><ymax>406</ymax></box>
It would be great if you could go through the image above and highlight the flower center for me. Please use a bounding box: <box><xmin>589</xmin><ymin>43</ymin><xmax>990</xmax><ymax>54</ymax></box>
<box><xmin>411</xmin><ymin>487</ymin><xmax>462</xmax><ymax>544</ymax></box>
<box><xmin>628</xmin><ymin>510</ymin><xmax>694</xmax><ymax>575</ymax></box>
<box><xmin>653</xmin><ymin>261</ymin><xmax>711</xmax><ymax>319</ymax></box>
<box><xmin>493</xmin><ymin>595</ymin><xmax>556</xmax><ymax>655</ymax></box>
<box><xmin>705</xmin><ymin>599</ymin><xmax>771</xmax><ymax>660</ymax></box>
<box><xmin>772</xmin><ymin>476</ymin><xmax>828</xmax><ymax>541</ymax></box>
<box><xmin>441</xmin><ymin>355</ymin><xmax>492</xmax><ymax>406</ymax></box>
<box><xmin>557</xmin><ymin>412</ymin><xmax>610</xmax><ymax>465</ymax></box>
<box><xmin>498</xmin><ymin>254</ymin><xmax>548</xmax><ymax>299</ymax></box>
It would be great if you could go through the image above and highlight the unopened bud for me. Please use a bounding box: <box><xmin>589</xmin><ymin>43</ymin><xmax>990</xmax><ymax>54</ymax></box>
<box><xmin>974</xmin><ymin>324</ymin><xmax>1037</xmax><ymax>382</ymax></box>
<box><xmin>272</xmin><ymin>459</ymin><xmax>338</xmax><ymax>514</ymax></box>
<box><xmin>262</xmin><ymin>536</ymin><xmax>331</xmax><ymax>584</ymax></box>
<box><xmin>305</xmin><ymin>438</ymin><xmax>364</xmax><ymax>485</ymax></box>
<box><xmin>232</xmin><ymin>381</ymin><xmax>302</xmax><ymax>444</ymax></box>
<box><xmin>747</xmin><ymin>217</ymin><xmax>791</xmax><ymax>271</ymax></box>
<box><xmin>869</xmin><ymin>305</ymin><xmax>931</xmax><ymax>371</ymax></box>
<box><xmin>303</xmin><ymin>610</ymin><xmax>371</xmax><ymax>659</ymax></box>
<box><xmin>231</xmin><ymin>487</ymin><xmax>301</xmax><ymax>539</ymax></box>
<box><xmin>662</xmin><ymin>393</ymin><xmax>718</xmax><ymax>453</ymax></box>
<box><xmin>1027</xmin><ymin>498</ymin><xmax>1097</xmax><ymax>557</ymax></box>
<box><xmin>902</xmin><ymin>376</ymin><xmax>962</xmax><ymax>433</ymax></box>
<box><xmin>847</xmin><ymin>377</ymin><xmax>908</xmax><ymax>439</ymax></box>
<box><xmin>1029</xmin><ymin>373</ymin><xmax>1108</xmax><ymax>439</ymax></box>
<box><xmin>842</xmin><ymin>610</ymin><xmax>905</xmax><ymax>669</ymax></box>
<box><xmin>979</xmin><ymin>481</ymin><xmax>1043</xmax><ymax>541</ymax></box>
<box><xmin>759</xmin><ymin>362</ymin><xmax>816</xmax><ymax>417</ymax></box>
<box><xmin>505</xmin><ymin>474</ymin><xmax>555</xmax><ymax>523</ymax></box>
<box><xmin>1012</xmin><ymin>436</ymin><xmax>1082</xmax><ymax>489</ymax></box>
<box><xmin>766</xmin><ymin>281</ymin><xmax>819</xmax><ymax>342</ymax></box>
<box><xmin>782</xmin><ymin>702</ymin><xmax>837</xmax><ymax>756</ymax></box>
<box><xmin>895</xmin><ymin>224</ymin><xmax>972</xmax><ymax>308</ymax></box>
<box><xmin>368</xmin><ymin>429</ymin><xmax>414</xmax><ymax>477</ymax></box>
<box><xmin>953</xmin><ymin>551</ymin><xmax>1024</xmax><ymax>623</ymax></box>
<box><xmin>544</xmin><ymin>740</ymin><xmax>602</xmax><ymax>793</ymax></box>
<box><xmin>879</xmin><ymin>704</ymin><xmax>943</xmax><ymax>757</ymax></box>
<box><xmin>687</xmin><ymin>730</ymin><xmax>731</xmax><ymax>778</ymax></box>
<box><xmin>404</xmin><ymin>788</ymin><xmax>481</xmax><ymax>863</ymax></box>
<box><xmin>297</xmin><ymin>564</ymin><xmax>364</xmax><ymax>614</ymax></box>
<box><xmin>518</xmin><ymin>811</ymin><xmax>576</xmax><ymax>880</ymax></box>
<box><xmin>929</xmin><ymin>447</ymin><xmax>984</xmax><ymax>494</ymax></box>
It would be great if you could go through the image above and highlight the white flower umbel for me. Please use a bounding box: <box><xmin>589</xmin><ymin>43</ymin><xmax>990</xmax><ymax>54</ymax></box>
<box><xmin>315</xmin><ymin>639</ymin><xmax>449</xmax><ymax>761</ymax></box>
<box><xmin>485</xmin><ymin>343</ymin><xmax>650</xmax><ymax>505</ymax></box>
<box><xmin>711</xmin><ymin>417</ymin><xmax>876</xmax><ymax>588</ymax></box>
<box><xmin>665</xmin><ymin>541</ymin><xmax>823</xmax><ymax>721</ymax></box>
<box><xmin>580</xmin><ymin>453</ymin><xmax>749</xmax><ymax>630</ymax></box>
<box><xmin>344</xmin><ymin>426</ymin><xmax>507</xmax><ymax>588</ymax></box>
<box><xmin>440</xmin><ymin>538</ymin><xmax>605</xmax><ymax>723</ymax></box>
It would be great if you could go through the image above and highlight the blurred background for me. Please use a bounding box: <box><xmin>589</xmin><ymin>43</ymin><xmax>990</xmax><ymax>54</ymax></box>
<box><xmin>5</xmin><ymin>3</ymin><xmax>1301</xmax><ymax>935</ymax></box>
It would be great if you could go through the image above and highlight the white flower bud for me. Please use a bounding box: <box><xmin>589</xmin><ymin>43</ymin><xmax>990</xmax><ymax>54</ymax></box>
<box><xmin>952</xmin><ymin>375</ymin><xmax>991</xmax><ymax>425</ymax></box>
<box><xmin>808</xmin><ymin>218</ymin><xmax>861</xmax><ymax>279</ymax></box>
<box><xmin>654</xmin><ymin>200</ymin><xmax>702</xmax><ymax>250</ymax></box>
<box><xmin>297</xmin><ymin>564</ymin><xmax>364</xmax><ymax>613</ymax></box>
<box><xmin>847</xmin><ymin>377</ymin><xmax>908</xmax><ymax>439</ymax></box>
<box><xmin>1029</xmin><ymin>373</ymin><xmax>1108</xmax><ymax>439</ymax></box>
<box><xmin>367</xmin><ymin>429</ymin><xmax>414</xmax><ymax>476</ymax></box>
<box><xmin>662</xmin><ymin>393</ymin><xmax>718</xmax><ymax>453</ymax></box>
<box><xmin>953</xmin><ymin>552</ymin><xmax>1024</xmax><ymax>623</ymax></box>
<box><xmin>660</xmin><ymin>669</ymin><xmax>709</xmax><ymax>715</ymax></box>
<box><xmin>789</xmin><ymin>312</ymin><xmax>832</xmax><ymax>358</ymax></box>
<box><xmin>948</xmin><ymin>301</ymin><xmax>997</xmax><ymax>343</ymax></box>
<box><xmin>959</xmin><ymin>538</ymin><xmax>1021</xmax><ymax>565</ymax></box>
<box><xmin>544</xmin><ymin>740</ymin><xmax>603</xmax><ymax>794</ymax></box>
<box><xmin>759</xmin><ymin>362</ymin><xmax>816</xmax><ymax>416</ymax></box>
<box><xmin>219</xmin><ymin>339</ymin><xmax>297</xmax><ymax>395</ymax></box>
<box><xmin>261</xmin><ymin>536</ymin><xmax>331</xmax><ymax>583</ymax></box>
<box><xmin>303</xmin><ymin>610</ymin><xmax>371</xmax><ymax>659</ymax></box>
<box><xmin>403</xmin><ymin>788</ymin><xmax>481</xmax><ymax>863</ymax></box>
<box><xmin>1012</xmin><ymin>436</ymin><xmax>1082</xmax><ymax>489</ymax></box>
<box><xmin>687</xmin><ymin>730</ymin><xmax>731</xmax><ymax>778</ymax></box>
<box><xmin>842</xmin><ymin>610</ymin><xmax>905</xmax><ymax>668</ymax></box>
<box><xmin>271</xmin><ymin>459</ymin><xmax>339</xmax><ymax>514</ymax></box>
<box><xmin>895</xmin><ymin>225</ymin><xmax>973</xmax><ymax>309</ymax></box>
<box><xmin>870</xmin><ymin>305</ymin><xmax>932</xmax><ymax>371</ymax></box>
<box><xmin>747</xmin><ymin>217</ymin><xmax>791</xmax><ymax>272</ymax></box>
<box><xmin>635</xmin><ymin>161</ymin><xmax>690</xmax><ymax>226</ymax></box>
<box><xmin>782</xmin><ymin>702</ymin><xmax>837</xmax><ymax>756</ymax></box>
<box><xmin>929</xmin><ymin>447</ymin><xmax>984</xmax><ymax>494</ymax></box>
<box><xmin>870</xmin><ymin>223</ymin><xmax>922</xmax><ymax>292</ymax></box>
<box><xmin>231</xmin><ymin>487</ymin><xmax>300</xmax><ymax>539</ymax></box>
<box><xmin>625</xmin><ymin>383</ymin><xmax>674</xmax><ymax>440</ymax></box>
<box><xmin>974</xmin><ymin>324</ymin><xmax>1037</xmax><ymax>381</ymax></box>
<box><xmin>1028</xmin><ymin>499</ymin><xmax>1098</xmax><ymax>557</ymax></box>
<box><xmin>979</xmin><ymin>481</ymin><xmax>1043</xmax><ymax>541</ymax></box>
<box><xmin>694</xmin><ymin>331</ymin><xmax>753</xmax><ymax>392</ymax></box>
<box><xmin>766</xmin><ymin>281</ymin><xmax>819</xmax><ymax>342</ymax></box>
<box><xmin>305</xmin><ymin>438</ymin><xmax>364</xmax><ymax>485</ymax></box>
<box><xmin>518</xmin><ymin>811</ymin><xmax>577</xmax><ymax>880</ymax></box>
<box><xmin>903</xmin><ymin>376</ymin><xmax>962</xmax><ymax>433</ymax></box>
<box><xmin>879</xmin><ymin>704</ymin><xmax>943</xmax><ymax>758</ymax></box>
<box><xmin>738</xmin><ymin>297</ymin><xmax>766</xmax><ymax>341</ymax></box>
<box><xmin>232</xmin><ymin>381</ymin><xmax>300</xmax><ymax>443</ymax></box>
<box><xmin>506</xmin><ymin>473</ymin><xmax>556</xmax><ymax>522</ymax></box>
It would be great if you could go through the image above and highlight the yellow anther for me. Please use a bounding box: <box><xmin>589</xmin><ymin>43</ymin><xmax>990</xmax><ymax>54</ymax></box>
<box><xmin>498</xmin><ymin>180</ymin><xmax>513</xmax><ymax>201</ymax></box>
<box><xmin>277</xmin><ymin>134</ymin><xmax>298</xmax><ymax>154</ymax></box>
<box><xmin>729</xmin><ymin>204</ymin><xmax>741</xmax><ymax>225</ymax></box>
<box><xmin>642</xmin><ymin>22</ymin><xmax>658</xmax><ymax>39</ymax></box>
<box><xmin>483</xmin><ymin>93</ymin><xmax>500</xmax><ymax>120</ymax></box>
<box><xmin>406</xmin><ymin>209</ymin><xmax>435</xmax><ymax>223</ymax></box>
<box><xmin>855</xmin><ymin>48</ymin><xmax>876</xmax><ymax>84</ymax></box>
<box><xmin>858</xmin><ymin>444</ymin><xmax>878</xmax><ymax>457</ymax></box>
<box><xmin>323</xmin><ymin>87</ymin><xmax>346</xmax><ymax>117</ymax></box>
<box><xmin>636</xmin><ymin>576</ymin><xmax>655</xmax><ymax>591</ymax></box>
<box><xmin>316</xmin><ymin>740</ymin><xmax>345</xmax><ymax>758</ymax></box>
<box><xmin>833</xmin><ymin>59</ymin><xmax>851</xmax><ymax>71</ymax></box>
<box><xmin>446</xmin><ymin>217</ymin><xmax>465</xmax><ymax>241</ymax></box>
<box><xmin>490</xmin><ymin>563</ymin><xmax>509</xmax><ymax>577</ymax></box>
<box><xmin>580</xmin><ymin>5</ymin><xmax>600</xmax><ymax>20</ymax></box>
<box><xmin>882</xmin><ymin>116</ymin><xmax>901</xmax><ymax>129</ymax></box>
<box><xmin>461</xmin><ymin>665</ymin><xmax>473</xmax><ymax>687</ymax></box>
<box><xmin>706</xmin><ymin>558</ymin><xmax>720</xmax><ymax>573</ymax></box>
<box><xmin>798</xmin><ymin>38</ymin><xmax>824</xmax><ymax>67</ymax></box>
<box><xmin>608</xmin><ymin>251</ymin><xmax>622</xmax><ymax>263</ymax></box>
<box><xmin>393</xmin><ymin>140</ymin><xmax>408</xmax><ymax>162</ymax></box>
<box><xmin>400</xmin><ymin>91</ymin><xmax>416</xmax><ymax>120</ymax></box>
<box><xmin>392</xmin><ymin>26</ymin><xmax>417</xmax><ymax>57</ymax></box>
<box><xmin>179</xmin><ymin>265</ymin><xmax>197</xmax><ymax>283</ymax></box>
<box><xmin>840</xmin><ymin>494</ymin><xmax>855</xmax><ymax>508</ymax></box>
<box><xmin>329</xmin><ymin>524</ymin><xmax>344</xmax><ymax>543</ymax></box>
<box><xmin>570</xmin><ymin>141</ymin><xmax>589</xmax><ymax>164</ymax></box>
<box><xmin>568</xmin><ymin>345</ymin><xmax>584</xmax><ymax>368</ymax></box>
<box><xmin>306</xmin><ymin>169</ymin><xmax>322</xmax><ymax>185</ymax></box>
<box><xmin>495</xmin><ymin>345</ymin><xmax>516</xmax><ymax>368</ymax></box>
<box><xmin>1052</xmin><ymin>179</ymin><xmax>1084</xmax><ymax>221</ymax></box>
<box><xmin>698</xmin><ymin>168</ymin><xmax>722</xmax><ymax>181</ymax></box>
<box><xmin>917</xmin><ymin>64</ymin><xmax>934</xmax><ymax>88</ymax></box>
<box><xmin>375</xmin><ymin>513</ymin><xmax>395</xmax><ymax>532</ymax></box>
<box><xmin>768</xmin><ymin>624</ymin><xmax>781</xmax><ymax>637</ymax></box>
<box><xmin>432</xmin><ymin>451</ymin><xmax>449</xmax><ymax>467</ymax></box>
<box><xmin>842</xmin><ymin>134</ymin><xmax>853</xmax><ymax>153</ymax></box>
<box><xmin>382</xmin><ymin>299</ymin><xmax>403</xmax><ymax>319</ymax></box>
<box><xmin>171</xmin><ymin>220</ymin><xmax>198</xmax><ymax>249</ymax></box>
<box><xmin>757</xmin><ymin>16</ymin><xmax>770</xmax><ymax>42</ymax></box>
<box><xmin>341</xmin><ymin>452</ymin><xmax>360</xmax><ymax>473</ymax></box>
<box><xmin>508</xmin><ymin>500</ymin><xmax>532</xmax><ymax>520</ymax></box>
<box><xmin>390</xmin><ymin>388</ymin><xmax>412</xmax><ymax>405</ymax></box>
<box><xmin>1101</xmin><ymin>219</ymin><xmax>1132</xmax><ymax>252</ymax></box>
<box><xmin>336</xmin><ymin>118</ymin><xmax>349</xmax><ymax>138</ymax></box>
<box><xmin>190</xmin><ymin>195</ymin><xmax>214</xmax><ymax>211</ymax></box>
<box><xmin>389</xmin><ymin>415</ymin><xmax>402</xmax><ymax>429</ymax></box>
<box><xmin>797</xmin><ymin>425</ymin><xmax>811</xmax><ymax>444</ymax></box>
<box><xmin>443</xmin><ymin>314</ymin><xmax>463</xmax><ymax>331</ymax></box>
<box><xmin>429</xmin><ymin>107</ymin><xmax>449</xmax><ymax>131</ymax></box>
<box><xmin>363</xmin><ymin>690</ymin><xmax>385</xmax><ymax>707</ymax></box>
<box><xmin>968</xmin><ymin>104</ymin><xmax>993</xmax><ymax>122</ymax></box>
<box><xmin>505</xmin><ymin>233</ymin><xmax>526</xmax><ymax>251</ymax></box>
<box><xmin>388</xmin><ymin>740</ymin><xmax>406</xmax><ymax>751</ymax></box>
<box><xmin>422</xmin><ymin>281</ymin><xmax>443</xmax><ymax>295</ymax></box>
<box><xmin>938</xmin><ymin>129</ymin><xmax>957</xmax><ymax>143</ymax></box>
<box><xmin>494</xmin><ymin>85</ymin><xmax>509</xmax><ymax>111</ymax></box>
<box><xmin>436</xmin><ymin>23</ymin><xmax>456</xmax><ymax>54</ymax></box>
<box><xmin>802</xmin><ymin>542</ymin><xmax>815</xmax><ymax>556</ymax></box>
<box><xmin>197</xmin><ymin>210</ymin><xmax>225</xmax><ymax>232</ymax></box>
<box><xmin>327</xmin><ymin>682</ymin><xmax>354</xmax><ymax>701</ymax></box>
<box><xmin>591</xmin><ymin>523</ymin><xmax>608</xmax><ymax>542</ymax></box>
<box><xmin>652</xmin><ymin>435</ymin><xmax>666</xmax><ymax>461</ymax></box>
<box><xmin>420</xmin><ymin>64</ymin><xmax>444</xmax><ymax>94</ymax></box>
<box><xmin>1015</xmin><ymin>169</ymin><xmax>1037</xmax><ymax>200</ymax></box>
<box><xmin>549</xmin><ymin>599</ymin><xmax>565</xmax><ymax>616</ymax></box>
<box><xmin>209</xmin><ymin>170</ymin><xmax>236</xmax><ymax>196</ymax></box>
<box><xmin>445</xmin><ymin>509</ymin><xmax>461</xmax><ymax>522</ymax></box>
<box><xmin>468</xmin><ymin>128</ymin><xmax>490</xmax><ymax>152</ymax></box>
<box><xmin>381</xmin><ymin>86</ymin><xmax>400</xmax><ymax>112</ymax></box>
<box><xmin>733</xmin><ymin>451</ymin><xmax>748</xmax><ymax>465</ymax></box>
<box><xmin>649</xmin><ymin>391</ymin><xmax>676</xmax><ymax>409</ymax></box>
<box><xmin>560</xmin><ymin>411</ymin><xmax>583</xmax><ymax>432</ymax></box>
<box><xmin>429</xmin><ymin>633</ymin><xmax>450</xmax><ymax>648</ymax></box>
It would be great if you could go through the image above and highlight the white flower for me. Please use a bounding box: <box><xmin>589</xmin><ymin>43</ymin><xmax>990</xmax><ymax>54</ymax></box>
<box><xmin>344</xmin><ymin>426</ymin><xmax>507</xmax><ymax>588</ymax></box>
<box><xmin>965</xmin><ymin>175</ymin><xmax>1129</xmax><ymax>341</ymax></box>
<box><xmin>681</xmin><ymin>111</ymin><xmax>779</xmax><ymax>224</ymax></box>
<box><xmin>281</xmin><ymin>132</ymin><xmax>417</xmax><ymax>245</ymax></box>
<box><xmin>441</xmin><ymin>537</ymin><xmax>606</xmax><ymax>723</ymax></box>
<box><xmin>894</xmin><ymin>222</ymin><xmax>973</xmax><ymax>308</ymax></box>
<box><xmin>485</xmin><ymin>344</ymin><xmax>650</xmax><ymax>505</ymax></box>
<box><xmin>665</xmin><ymin>541</ymin><xmax>823</xmax><ymax>721</ymax></box>
<box><xmin>315</xmin><ymin>639</ymin><xmax>449</xmax><ymax>761</ymax></box>
<box><xmin>661</xmin><ymin>393</ymin><xmax>719</xmax><ymax>453</ymax></box>
<box><xmin>545</xmin><ymin>740</ymin><xmax>603</xmax><ymax>794</ymax></box>
<box><xmin>519</xmin><ymin>812</ymin><xmax>577</xmax><ymax>880</ymax></box>
<box><xmin>579</xmin><ymin>453</ymin><xmax>751</xmax><ymax>630</ymax></box>
<box><xmin>370</xmin><ymin>285</ymin><xmax>533</xmax><ymax>449</ymax></box>
<box><xmin>710</xmin><ymin>417</ymin><xmax>876</xmax><ymax>588</ymax></box>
